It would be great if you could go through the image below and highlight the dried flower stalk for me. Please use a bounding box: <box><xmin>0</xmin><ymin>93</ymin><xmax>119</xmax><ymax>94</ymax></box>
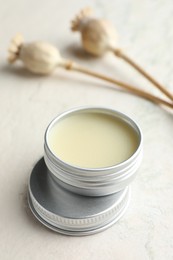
<box><xmin>8</xmin><ymin>34</ymin><xmax>173</xmax><ymax>109</ymax></box>
<box><xmin>71</xmin><ymin>7</ymin><xmax>173</xmax><ymax>101</ymax></box>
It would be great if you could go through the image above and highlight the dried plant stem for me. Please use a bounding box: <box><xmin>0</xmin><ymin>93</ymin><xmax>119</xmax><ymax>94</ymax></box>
<box><xmin>113</xmin><ymin>48</ymin><xmax>173</xmax><ymax>101</ymax></box>
<box><xmin>64</xmin><ymin>61</ymin><xmax>173</xmax><ymax>109</ymax></box>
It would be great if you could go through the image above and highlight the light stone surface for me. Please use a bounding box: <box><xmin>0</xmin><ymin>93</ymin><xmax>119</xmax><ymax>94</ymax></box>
<box><xmin>0</xmin><ymin>0</ymin><xmax>173</xmax><ymax>259</ymax></box>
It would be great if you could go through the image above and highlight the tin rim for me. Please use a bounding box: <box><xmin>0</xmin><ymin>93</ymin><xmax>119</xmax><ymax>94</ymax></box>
<box><xmin>28</xmin><ymin>189</ymin><xmax>130</xmax><ymax>236</ymax></box>
<box><xmin>45</xmin><ymin>106</ymin><xmax>142</xmax><ymax>173</ymax></box>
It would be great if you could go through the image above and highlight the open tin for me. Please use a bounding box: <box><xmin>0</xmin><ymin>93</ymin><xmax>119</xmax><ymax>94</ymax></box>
<box><xmin>44</xmin><ymin>107</ymin><xmax>143</xmax><ymax>196</ymax></box>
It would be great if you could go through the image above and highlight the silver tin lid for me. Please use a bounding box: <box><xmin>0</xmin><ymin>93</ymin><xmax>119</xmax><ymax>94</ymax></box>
<box><xmin>28</xmin><ymin>158</ymin><xmax>130</xmax><ymax>236</ymax></box>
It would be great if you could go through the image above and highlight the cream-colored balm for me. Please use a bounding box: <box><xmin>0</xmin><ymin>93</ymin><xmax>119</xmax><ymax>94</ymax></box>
<box><xmin>48</xmin><ymin>112</ymin><xmax>139</xmax><ymax>168</ymax></box>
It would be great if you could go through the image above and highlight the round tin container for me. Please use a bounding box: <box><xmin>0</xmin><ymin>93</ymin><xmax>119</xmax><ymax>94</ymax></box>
<box><xmin>44</xmin><ymin>107</ymin><xmax>142</xmax><ymax>196</ymax></box>
<box><xmin>28</xmin><ymin>158</ymin><xmax>130</xmax><ymax>236</ymax></box>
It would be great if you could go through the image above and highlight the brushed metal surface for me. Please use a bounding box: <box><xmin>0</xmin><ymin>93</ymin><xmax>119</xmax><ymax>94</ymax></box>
<box><xmin>28</xmin><ymin>158</ymin><xmax>130</xmax><ymax>235</ymax></box>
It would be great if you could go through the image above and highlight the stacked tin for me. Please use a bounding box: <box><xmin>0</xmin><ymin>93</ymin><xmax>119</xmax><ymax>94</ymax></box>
<box><xmin>28</xmin><ymin>107</ymin><xmax>143</xmax><ymax>236</ymax></box>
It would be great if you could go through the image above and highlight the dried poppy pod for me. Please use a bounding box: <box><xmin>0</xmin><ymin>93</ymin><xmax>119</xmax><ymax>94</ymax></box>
<box><xmin>71</xmin><ymin>8</ymin><xmax>173</xmax><ymax>101</ymax></box>
<box><xmin>7</xmin><ymin>34</ymin><xmax>173</xmax><ymax>109</ymax></box>
<box><xmin>71</xmin><ymin>7</ymin><xmax>117</xmax><ymax>56</ymax></box>
<box><xmin>8</xmin><ymin>34</ymin><xmax>63</xmax><ymax>74</ymax></box>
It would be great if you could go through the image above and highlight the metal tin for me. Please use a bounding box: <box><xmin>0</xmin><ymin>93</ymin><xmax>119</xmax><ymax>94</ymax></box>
<box><xmin>28</xmin><ymin>158</ymin><xmax>130</xmax><ymax>236</ymax></box>
<box><xmin>44</xmin><ymin>107</ymin><xmax>143</xmax><ymax>196</ymax></box>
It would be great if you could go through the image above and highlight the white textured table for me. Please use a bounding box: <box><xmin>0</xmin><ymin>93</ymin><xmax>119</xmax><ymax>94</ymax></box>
<box><xmin>0</xmin><ymin>1</ymin><xmax>173</xmax><ymax>259</ymax></box>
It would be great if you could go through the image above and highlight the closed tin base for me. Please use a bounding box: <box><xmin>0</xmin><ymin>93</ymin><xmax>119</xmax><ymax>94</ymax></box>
<box><xmin>28</xmin><ymin>158</ymin><xmax>130</xmax><ymax>236</ymax></box>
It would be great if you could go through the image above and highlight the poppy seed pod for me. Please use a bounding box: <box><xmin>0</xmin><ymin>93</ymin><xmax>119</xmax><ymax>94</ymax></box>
<box><xmin>8</xmin><ymin>34</ymin><xmax>63</xmax><ymax>74</ymax></box>
<box><xmin>71</xmin><ymin>8</ymin><xmax>117</xmax><ymax>56</ymax></box>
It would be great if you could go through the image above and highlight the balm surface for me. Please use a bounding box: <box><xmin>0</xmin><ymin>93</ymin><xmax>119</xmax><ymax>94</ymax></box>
<box><xmin>48</xmin><ymin>112</ymin><xmax>139</xmax><ymax>168</ymax></box>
